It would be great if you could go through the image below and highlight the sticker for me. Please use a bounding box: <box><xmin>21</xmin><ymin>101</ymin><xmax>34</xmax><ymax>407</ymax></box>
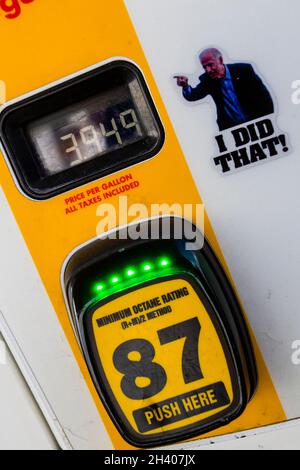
<box><xmin>174</xmin><ymin>47</ymin><xmax>291</xmax><ymax>174</ymax></box>
<box><xmin>84</xmin><ymin>276</ymin><xmax>241</xmax><ymax>446</ymax></box>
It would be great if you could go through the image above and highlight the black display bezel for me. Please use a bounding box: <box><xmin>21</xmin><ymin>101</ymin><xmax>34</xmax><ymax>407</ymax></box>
<box><xmin>0</xmin><ymin>61</ymin><xmax>165</xmax><ymax>200</ymax></box>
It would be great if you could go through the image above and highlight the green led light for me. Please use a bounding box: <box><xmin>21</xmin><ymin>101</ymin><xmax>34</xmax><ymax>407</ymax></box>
<box><xmin>160</xmin><ymin>258</ymin><xmax>171</xmax><ymax>267</ymax></box>
<box><xmin>143</xmin><ymin>264</ymin><xmax>152</xmax><ymax>272</ymax></box>
<box><xmin>126</xmin><ymin>268</ymin><xmax>136</xmax><ymax>277</ymax></box>
<box><xmin>96</xmin><ymin>284</ymin><xmax>105</xmax><ymax>291</ymax></box>
<box><xmin>111</xmin><ymin>277</ymin><xmax>120</xmax><ymax>284</ymax></box>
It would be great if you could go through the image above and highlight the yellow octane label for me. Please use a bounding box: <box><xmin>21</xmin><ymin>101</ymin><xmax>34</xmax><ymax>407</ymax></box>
<box><xmin>91</xmin><ymin>277</ymin><xmax>234</xmax><ymax>436</ymax></box>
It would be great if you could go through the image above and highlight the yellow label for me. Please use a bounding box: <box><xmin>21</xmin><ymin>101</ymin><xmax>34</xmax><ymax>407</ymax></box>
<box><xmin>89</xmin><ymin>277</ymin><xmax>236</xmax><ymax>442</ymax></box>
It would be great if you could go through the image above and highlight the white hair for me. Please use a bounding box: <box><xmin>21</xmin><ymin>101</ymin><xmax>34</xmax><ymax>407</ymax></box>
<box><xmin>200</xmin><ymin>48</ymin><xmax>223</xmax><ymax>61</ymax></box>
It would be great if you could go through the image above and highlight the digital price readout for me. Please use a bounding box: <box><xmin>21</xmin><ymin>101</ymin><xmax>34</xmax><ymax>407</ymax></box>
<box><xmin>64</xmin><ymin>233</ymin><xmax>258</xmax><ymax>448</ymax></box>
<box><xmin>28</xmin><ymin>88</ymin><xmax>150</xmax><ymax>176</ymax></box>
<box><xmin>0</xmin><ymin>61</ymin><xmax>164</xmax><ymax>199</ymax></box>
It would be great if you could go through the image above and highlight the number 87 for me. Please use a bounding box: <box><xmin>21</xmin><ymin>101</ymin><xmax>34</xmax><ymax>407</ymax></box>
<box><xmin>113</xmin><ymin>318</ymin><xmax>203</xmax><ymax>401</ymax></box>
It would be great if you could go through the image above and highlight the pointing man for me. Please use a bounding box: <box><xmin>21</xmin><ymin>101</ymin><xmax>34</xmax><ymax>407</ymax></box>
<box><xmin>175</xmin><ymin>48</ymin><xmax>274</xmax><ymax>131</ymax></box>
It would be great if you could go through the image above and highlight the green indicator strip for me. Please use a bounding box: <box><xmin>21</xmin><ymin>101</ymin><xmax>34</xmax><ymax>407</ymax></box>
<box><xmin>92</xmin><ymin>257</ymin><xmax>173</xmax><ymax>303</ymax></box>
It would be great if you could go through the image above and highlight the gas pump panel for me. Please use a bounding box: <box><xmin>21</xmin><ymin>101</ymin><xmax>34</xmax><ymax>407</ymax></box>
<box><xmin>0</xmin><ymin>0</ymin><xmax>293</xmax><ymax>450</ymax></box>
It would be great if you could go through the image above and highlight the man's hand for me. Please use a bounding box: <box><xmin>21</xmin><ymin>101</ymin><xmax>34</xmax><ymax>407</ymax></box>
<box><xmin>174</xmin><ymin>75</ymin><xmax>189</xmax><ymax>87</ymax></box>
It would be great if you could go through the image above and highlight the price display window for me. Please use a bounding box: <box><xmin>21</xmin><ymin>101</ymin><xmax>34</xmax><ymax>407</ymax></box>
<box><xmin>0</xmin><ymin>61</ymin><xmax>164</xmax><ymax>199</ymax></box>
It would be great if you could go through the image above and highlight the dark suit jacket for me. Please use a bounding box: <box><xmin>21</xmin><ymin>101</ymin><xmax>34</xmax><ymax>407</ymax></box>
<box><xmin>183</xmin><ymin>63</ymin><xmax>274</xmax><ymax>130</ymax></box>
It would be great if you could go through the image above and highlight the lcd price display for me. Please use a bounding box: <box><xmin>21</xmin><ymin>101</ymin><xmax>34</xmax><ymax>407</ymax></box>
<box><xmin>28</xmin><ymin>79</ymin><xmax>157</xmax><ymax>176</ymax></box>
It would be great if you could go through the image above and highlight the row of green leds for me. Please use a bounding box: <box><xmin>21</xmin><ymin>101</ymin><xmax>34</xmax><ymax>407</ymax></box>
<box><xmin>93</xmin><ymin>257</ymin><xmax>172</xmax><ymax>294</ymax></box>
